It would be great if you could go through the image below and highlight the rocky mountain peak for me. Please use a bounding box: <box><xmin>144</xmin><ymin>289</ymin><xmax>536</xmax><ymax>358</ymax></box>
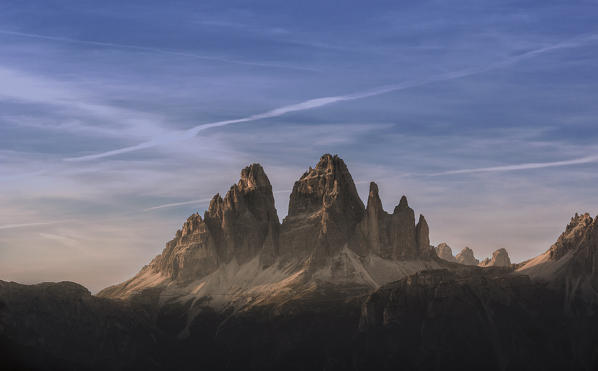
<box><xmin>479</xmin><ymin>248</ymin><xmax>511</xmax><ymax>267</ymax></box>
<box><xmin>101</xmin><ymin>154</ymin><xmax>437</xmax><ymax>300</ymax></box>
<box><xmin>287</xmin><ymin>154</ymin><xmax>364</xmax><ymax>218</ymax></box>
<box><xmin>435</xmin><ymin>242</ymin><xmax>457</xmax><ymax>262</ymax></box>
<box><xmin>549</xmin><ymin>212</ymin><xmax>595</xmax><ymax>260</ymax></box>
<box><xmin>394</xmin><ymin>195</ymin><xmax>409</xmax><ymax>213</ymax></box>
<box><xmin>206</xmin><ymin>193</ymin><xmax>223</xmax><ymax>216</ymax></box>
<box><xmin>350</xmin><ymin>187</ymin><xmax>429</xmax><ymax>260</ymax></box>
<box><xmin>456</xmin><ymin>247</ymin><xmax>479</xmax><ymax>265</ymax></box>
<box><xmin>415</xmin><ymin>215</ymin><xmax>431</xmax><ymax>255</ymax></box>
<box><xmin>516</xmin><ymin>213</ymin><xmax>598</xmax><ymax>291</ymax></box>
<box><xmin>113</xmin><ymin>164</ymin><xmax>281</xmax><ymax>287</ymax></box>
<box><xmin>238</xmin><ymin>163</ymin><xmax>270</xmax><ymax>190</ymax></box>
<box><xmin>281</xmin><ymin>154</ymin><xmax>365</xmax><ymax>263</ymax></box>
<box><xmin>366</xmin><ymin>182</ymin><xmax>384</xmax><ymax>215</ymax></box>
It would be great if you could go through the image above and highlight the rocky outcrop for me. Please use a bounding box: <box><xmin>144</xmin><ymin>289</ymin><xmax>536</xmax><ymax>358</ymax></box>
<box><xmin>456</xmin><ymin>247</ymin><xmax>479</xmax><ymax>265</ymax></box>
<box><xmin>547</xmin><ymin>213</ymin><xmax>596</xmax><ymax>261</ymax></box>
<box><xmin>435</xmin><ymin>242</ymin><xmax>457</xmax><ymax>262</ymax></box>
<box><xmin>280</xmin><ymin>154</ymin><xmax>365</xmax><ymax>263</ymax></box>
<box><xmin>517</xmin><ymin>213</ymin><xmax>598</xmax><ymax>295</ymax></box>
<box><xmin>101</xmin><ymin>154</ymin><xmax>436</xmax><ymax>300</ymax></box>
<box><xmin>99</xmin><ymin>164</ymin><xmax>280</xmax><ymax>297</ymax></box>
<box><xmin>390</xmin><ymin>196</ymin><xmax>419</xmax><ymax>259</ymax></box>
<box><xmin>203</xmin><ymin>163</ymin><xmax>280</xmax><ymax>267</ymax></box>
<box><xmin>160</xmin><ymin>163</ymin><xmax>279</xmax><ymax>277</ymax></box>
<box><xmin>349</xmin><ymin>181</ymin><xmax>431</xmax><ymax>260</ymax></box>
<box><xmin>415</xmin><ymin>215</ymin><xmax>434</xmax><ymax>258</ymax></box>
<box><xmin>479</xmin><ymin>248</ymin><xmax>511</xmax><ymax>267</ymax></box>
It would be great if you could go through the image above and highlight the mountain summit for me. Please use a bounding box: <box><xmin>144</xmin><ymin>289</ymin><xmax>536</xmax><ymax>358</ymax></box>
<box><xmin>99</xmin><ymin>154</ymin><xmax>440</xmax><ymax>304</ymax></box>
<box><xmin>517</xmin><ymin>212</ymin><xmax>598</xmax><ymax>299</ymax></box>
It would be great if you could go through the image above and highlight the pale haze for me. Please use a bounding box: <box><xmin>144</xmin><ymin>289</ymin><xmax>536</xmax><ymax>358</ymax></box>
<box><xmin>1</xmin><ymin>0</ymin><xmax>598</xmax><ymax>292</ymax></box>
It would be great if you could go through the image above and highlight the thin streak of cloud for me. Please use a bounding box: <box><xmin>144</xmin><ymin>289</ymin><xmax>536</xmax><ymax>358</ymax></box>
<box><xmin>143</xmin><ymin>198</ymin><xmax>213</xmax><ymax>212</ymax></box>
<box><xmin>39</xmin><ymin>232</ymin><xmax>79</xmax><ymax>246</ymax></box>
<box><xmin>0</xmin><ymin>221</ymin><xmax>67</xmax><ymax>230</ymax></box>
<box><xmin>66</xmin><ymin>33</ymin><xmax>598</xmax><ymax>162</ymax></box>
<box><xmin>143</xmin><ymin>189</ymin><xmax>292</xmax><ymax>212</ymax></box>
<box><xmin>0</xmin><ymin>29</ymin><xmax>317</xmax><ymax>72</ymax></box>
<box><xmin>430</xmin><ymin>155</ymin><xmax>598</xmax><ymax>176</ymax></box>
<box><xmin>0</xmin><ymin>66</ymin><xmax>168</xmax><ymax>140</ymax></box>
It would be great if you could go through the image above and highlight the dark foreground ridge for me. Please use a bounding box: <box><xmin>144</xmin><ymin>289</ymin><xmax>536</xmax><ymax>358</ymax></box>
<box><xmin>2</xmin><ymin>155</ymin><xmax>598</xmax><ymax>371</ymax></box>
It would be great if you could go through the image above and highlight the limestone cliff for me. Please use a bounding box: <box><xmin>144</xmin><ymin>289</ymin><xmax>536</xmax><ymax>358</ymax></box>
<box><xmin>435</xmin><ymin>242</ymin><xmax>457</xmax><ymax>262</ymax></box>
<box><xmin>279</xmin><ymin>154</ymin><xmax>365</xmax><ymax>263</ymax></box>
<box><xmin>517</xmin><ymin>213</ymin><xmax>598</xmax><ymax>297</ymax></box>
<box><xmin>479</xmin><ymin>248</ymin><xmax>511</xmax><ymax>267</ymax></box>
<box><xmin>350</xmin><ymin>182</ymin><xmax>431</xmax><ymax>260</ymax></box>
<box><xmin>99</xmin><ymin>154</ymin><xmax>438</xmax><ymax>302</ymax></box>
<box><xmin>455</xmin><ymin>247</ymin><xmax>479</xmax><ymax>265</ymax></box>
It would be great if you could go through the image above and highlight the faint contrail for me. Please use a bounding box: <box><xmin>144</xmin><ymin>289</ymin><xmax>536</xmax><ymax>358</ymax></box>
<box><xmin>0</xmin><ymin>221</ymin><xmax>66</xmax><ymax>230</ymax></box>
<box><xmin>143</xmin><ymin>198</ymin><xmax>213</xmax><ymax>212</ymax></box>
<box><xmin>429</xmin><ymin>155</ymin><xmax>598</xmax><ymax>176</ymax></box>
<box><xmin>0</xmin><ymin>29</ymin><xmax>317</xmax><ymax>72</ymax></box>
<box><xmin>66</xmin><ymin>33</ymin><xmax>598</xmax><ymax>162</ymax></box>
<box><xmin>143</xmin><ymin>189</ymin><xmax>292</xmax><ymax>211</ymax></box>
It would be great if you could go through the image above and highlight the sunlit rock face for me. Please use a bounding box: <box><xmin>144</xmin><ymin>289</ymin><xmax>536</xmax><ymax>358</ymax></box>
<box><xmin>517</xmin><ymin>213</ymin><xmax>598</xmax><ymax>293</ymax></box>
<box><xmin>99</xmin><ymin>154</ymin><xmax>439</xmax><ymax>303</ymax></box>
<box><xmin>455</xmin><ymin>247</ymin><xmax>479</xmax><ymax>265</ymax></box>
<box><xmin>435</xmin><ymin>242</ymin><xmax>457</xmax><ymax>263</ymax></box>
<box><xmin>155</xmin><ymin>163</ymin><xmax>280</xmax><ymax>277</ymax></box>
<box><xmin>203</xmin><ymin>163</ymin><xmax>280</xmax><ymax>267</ymax></box>
<box><xmin>154</xmin><ymin>212</ymin><xmax>219</xmax><ymax>282</ymax></box>
<box><xmin>350</xmin><ymin>182</ymin><xmax>433</xmax><ymax>260</ymax></box>
<box><xmin>280</xmin><ymin>154</ymin><xmax>365</xmax><ymax>264</ymax></box>
<box><xmin>479</xmin><ymin>248</ymin><xmax>511</xmax><ymax>267</ymax></box>
<box><xmin>547</xmin><ymin>213</ymin><xmax>597</xmax><ymax>261</ymax></box>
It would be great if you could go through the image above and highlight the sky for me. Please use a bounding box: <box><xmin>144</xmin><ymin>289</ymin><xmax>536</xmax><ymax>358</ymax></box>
<box><xmin>1</xmin><ymin>0</ymin><xmax>598</xmax><ymax>292</ymax></box>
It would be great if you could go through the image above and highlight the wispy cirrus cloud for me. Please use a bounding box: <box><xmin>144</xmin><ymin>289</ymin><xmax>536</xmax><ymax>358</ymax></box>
<box><xmin>0</xmin><ymin>66</ymin><xmax>168</xmax><ymax>140</ymax></box>
<box><xmin>0</xmin><ymin>29</ymin><xmax>317</xmax><ymax>72</ymax></box>
<box><xmin>0</xmin><ymin>221</ymin><xmax>67</xmax><ymax>230</ymax></box>
<box><xmin>143</xmin><ymin>198</ymin><xmax>213</xmax><ymax>212</ymax></box>
<box><xmin>143</xmin><ymin>189</ymin><xmax>292</xmax><ymax>212</ymax></box>
<box><xmin>430</xmin><ymin>154</ymin><xmax>598</xmax><ymax>176</ymax></box>
<box><xmin>66</xmin><ymin>33</ymin><xmax>598</xmax><ymax>162</ymax></box>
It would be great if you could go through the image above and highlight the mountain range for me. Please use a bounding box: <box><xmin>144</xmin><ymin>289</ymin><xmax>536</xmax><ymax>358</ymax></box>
<box><xmin>2</xmin><ymin>154</ymin><xmax>598</xmax><ymax>371</ymax></box>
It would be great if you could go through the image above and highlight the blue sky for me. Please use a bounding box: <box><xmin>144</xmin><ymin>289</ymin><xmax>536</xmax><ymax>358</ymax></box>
<box><xmin>1</xmin><ymin>0</ymin><xmax>598</xmax><ymax>291</ymax></box>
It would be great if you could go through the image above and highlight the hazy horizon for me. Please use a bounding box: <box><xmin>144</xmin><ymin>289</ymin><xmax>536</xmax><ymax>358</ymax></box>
<box><xmin>1</xmin><ymin>0</ymin><xmax>598</xmax><ymax>292</ymax></box>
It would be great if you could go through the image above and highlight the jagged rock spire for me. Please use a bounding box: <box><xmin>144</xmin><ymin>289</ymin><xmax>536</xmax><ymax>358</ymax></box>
<box><xmin>204</xmin><ymin>163</ymin><xmax>280</xmax><ymax>265</ymax></box>
<box><xmin>456</xmin><ymin>247</ymin><xmax>479</xmax><ymax>265</ymax></box>
<box><xmin>396</xmin><ymin>195</ymin><xmax>409</xmax><ymax>211</ymax></box>
<box><xmin>479</xmin><ymin>248</ymin><xmax>511</xmax><ymax>267</ymax></box>
<box><xmin>287</xmin><ymin>154</ymin><xmax>365</xmax><ymax>219</ymax></box>
<box><xmin>281</xmin><ymin>154</ymin><xmax>365</xmax><ymax>263</ymax></box>
<box><xmin>549</xmin><ymin>212</ymin><xmax>594</xmax><ymax>260</ymax></box>
<box><xmin>516</xmin><ymin>212</ymin><xmax>598</xmax><ymax>289</ymax></box>
<box><xmin>366</xmin><ymin>182</ymin><xmax>384</xmax><ymax>215</ymax></box>
<box><xmin>145</xmin><ymin>163</ymin><xmax>281</xmax><ymax>282</ymax></box>
<box><xmin>435</xmin><ymin>242</ymin><xmax>457</xmax><ymax>262</ymax></box>
<box><xmin>99</xmin><ymin>154</ymin><xmax>439</xmax><ymax>300</ymax></box>
<box><xmin>389</xmin><ymin>195</ymin><xmax>417</xmax><ymax>259</ymax></box>
<box><xmin>415</xmin><ymin>214</ymin><xmax>430</xmax><ymax>254</ymax></box>
<box><xmin>350</xmin><ymin>182</ymin><xmax>429</xmax><ymax>260</ymax></box>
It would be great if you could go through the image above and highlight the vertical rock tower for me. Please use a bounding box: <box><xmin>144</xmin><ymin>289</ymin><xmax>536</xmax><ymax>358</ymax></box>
<box><xmin>280</xmin><ymin>154</ymin><xmax>365</xmax><ymax>263</ymax></box>
<box><xmin>99</xmin><ymin>154</ymin><xmax>437</xmax><ymax>300</ymax></box>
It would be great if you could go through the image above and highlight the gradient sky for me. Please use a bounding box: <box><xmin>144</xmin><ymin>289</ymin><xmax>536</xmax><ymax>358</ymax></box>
<box><xmin>1</xmin><ymin>0</ymin><xmax>598</xmax><ymax>292</ymax></box>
